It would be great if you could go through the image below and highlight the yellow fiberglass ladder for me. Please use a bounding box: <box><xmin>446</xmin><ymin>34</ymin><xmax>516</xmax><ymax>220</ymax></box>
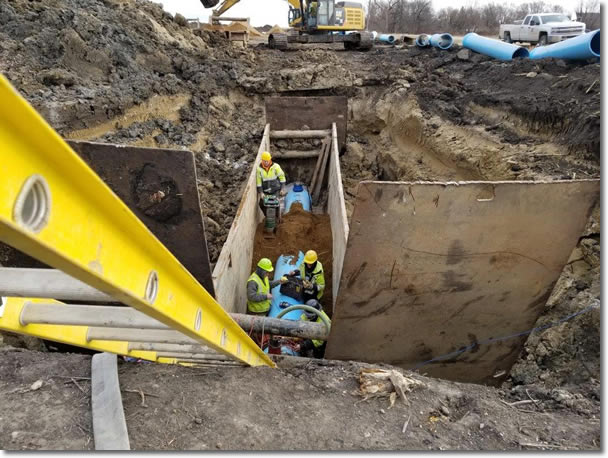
<box><xmin>0</xmin><ymin>75</ymin><xmax>274</xmax><ymax>368</ymax></box>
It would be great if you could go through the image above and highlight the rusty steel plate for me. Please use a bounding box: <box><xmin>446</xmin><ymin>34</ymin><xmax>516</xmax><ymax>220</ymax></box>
<box><xmin>68</xmin><ymin>140</ymin><xmax>215</xmax><ymax>297</ymax></box>
<box><xmin>326</xmin><ymin>180</ymin><xmax>599</xmax><ymax>385</ymax></box>
<box><xmin>265</xmin><ymin>96</ymin><xmax>347</xmax><ymax>150</ymax></box>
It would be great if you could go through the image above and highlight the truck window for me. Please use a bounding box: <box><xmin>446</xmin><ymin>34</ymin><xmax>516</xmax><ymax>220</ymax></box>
<box><xmin>531</xmin><ymin>16</ymin><xmax>540</xmax><ymax>25</ymax></box>
<box><xmin>523</xmin><ymin>16</ymin><xmax>531</xmax><ymax>25</ymax></box>
<box><xmin>541</xmin><ymin>14</ymin><xmax>569</xmax><ymax>23</ymax></box>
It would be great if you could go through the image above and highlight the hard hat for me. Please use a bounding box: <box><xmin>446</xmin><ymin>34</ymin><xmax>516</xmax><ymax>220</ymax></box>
<box><xmin>257</xmin><ymin>257</ymin><xmax>274</xmax><ymax>272</ymax></box>
<box><xmin>261</xmin><ymin>151</ymin><xmax>272</xmax><ymax>161</ymax></box>
<box><xmin>304</xmin><ymin>250</ymin><xmax>318</xmax><ymax>264</ymax></box>
<box><xmin>304</xmin><ymin>299</ymin><xmax>321</xmax><ymax>321</ymax></box>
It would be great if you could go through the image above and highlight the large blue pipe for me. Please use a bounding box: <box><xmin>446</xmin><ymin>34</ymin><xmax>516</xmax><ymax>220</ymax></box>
<box><xmin>283</xmin><ymin>182</ymin><xmax>311</xmax><ymax>213</ymax></box>
<box><xmin>415</xmin><ymin>34</ymin><xmax>431</xmax><ymax>47</ymax></box>
<box><xmin>529</xmin><ymin>29</ymin><xmax>600</xmax><ymax>60</ymax></box>
<box><xmin>430</xmin><ymin>33</ymin><xmax>453</xmax><ymax>50</ymax></box>
<box><xmin>463</xmin><ymin>33</ymin><xmax>529</xmax><ymax>60</ymax></box>
<box><xmin>268</xmin><ymin>252</ymin><xmax>306</xmax><ymax>321</ymax></box>
<box><xmin>378</xmin><ymin>34</ymin><xmax>396</xmax><ymax>44</ymax></box>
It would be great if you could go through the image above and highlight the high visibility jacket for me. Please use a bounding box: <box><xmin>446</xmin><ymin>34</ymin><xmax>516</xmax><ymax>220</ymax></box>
<box><xmin>247</xmin><ymin>272</ymin><xmax>271</xmax><ymax>313</ymax></box>
<box><xmin>300</xmin><ymin>261</ymin><xmax>325</xmax><ymax>300</ymax></box>
<box><xmin>301</xmin><ymin>310</ymin><xmax>330</xmax><ymax>347</ymax></box>
<box><xmin>256</xmin><ymin>163</ymin><xmax>286</xmax><ymax>195</ymax></box>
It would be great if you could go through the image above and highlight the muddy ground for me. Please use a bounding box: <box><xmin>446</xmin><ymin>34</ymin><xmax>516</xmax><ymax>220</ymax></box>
<box><xmin>0</xmin><ymin>0</ymin><xmax>600</xmax><ymax>450</ymax></box>
<box><xmin>0</xmin><ymin>350</ymin><xmax>600</xmax><ymax>451</ymax></box>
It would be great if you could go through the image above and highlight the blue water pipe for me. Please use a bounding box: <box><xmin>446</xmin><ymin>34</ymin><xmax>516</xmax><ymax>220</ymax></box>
<box><xmin>462</xmin><ymin>33</ymin><xmax>530</xmax><ymax>60</ymax></box>
<box><xmin>529</xmin><ymin>29</ymin><xmax>600</xmax><ymax>60</ymax></box>
<box><xmin>263</xmin><ymin>251</ymin><xmax>305</xmax><ymax>356</ymax></box>
<box><xmin>267</xmin><ymin>251</ymin><xmax>306</xmax><ymax>321</ymax></box>
<box><xmin>283</xmin><ymin>182</ymin><xmax>311</xmax><ymax>213</ymax></box>
<box><xmin>430</xmin><ymin>33</ymin><xmax>454</xmax><ymax>49</ymax></box>
<box><xmin>378</xmin><ymin>34</ymin><xmax>396</xmax><ymax>44</ymax></box>
<box><xmin>415</xmin><ymin>34</ymin><xmax>431</xmax><ymax>47</ymax></box>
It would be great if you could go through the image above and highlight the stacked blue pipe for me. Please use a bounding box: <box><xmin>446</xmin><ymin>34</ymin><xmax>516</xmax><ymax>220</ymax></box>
<box><xmin>463</xmin><ymin>33</ymin><xmax>529</xmax><ymax>60</ymax></box>
<box><xmin>530</xmin><ymin>29</ymin><xmax>600</xmax><ymax>60</ymax></box>
<box><xmin>430</xmin><ymin>33</ymin><xmax>453</xmax><ymax>49</ymax></box>
<box><xmin>415</xmin><ymin>34</ymin><xmax>431</xmax><ymax>47</ymax></box>
<box><xmin>378</xmin><ymin>34</ymin><xmax>396</xmax><ymax>44</ymax></box>
<box><xmin>283</xmin><ymin>182</ymin><xmax>311</xmax><ymax>213</ymax></box>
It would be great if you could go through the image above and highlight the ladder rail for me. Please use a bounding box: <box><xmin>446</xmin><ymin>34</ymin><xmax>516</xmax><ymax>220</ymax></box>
<box><xmin>0</xmin><ymin>75</ymin><xmax>274</xmax><ymax>368</ymax></box>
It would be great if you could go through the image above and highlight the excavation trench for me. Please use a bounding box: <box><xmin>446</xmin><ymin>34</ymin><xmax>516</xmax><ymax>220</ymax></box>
<box><xmin>0</xmin><ymin>84</ymin><xmax>599</xmax><ymax>387</ymax></box>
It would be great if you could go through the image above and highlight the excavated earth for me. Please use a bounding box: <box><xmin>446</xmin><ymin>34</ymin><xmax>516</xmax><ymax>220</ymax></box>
<box><xmin>0</xmin><ymin>0</ymin><xmax>600</xmax><ymax>450</ymax></box>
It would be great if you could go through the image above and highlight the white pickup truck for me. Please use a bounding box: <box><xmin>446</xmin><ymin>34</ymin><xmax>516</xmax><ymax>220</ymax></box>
<box><xmin>499</xmin><ymin>13</ymin><xmax>586</xmax><ymax>46</ymax></box>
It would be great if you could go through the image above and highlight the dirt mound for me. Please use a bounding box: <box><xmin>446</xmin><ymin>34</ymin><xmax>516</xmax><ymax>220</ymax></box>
<box><xmin>252</xmin><ymin>205</ymin><xmax>333</xmax><ymax>310</ymax></box>
<box><xmin>268</xmin><ymin>25</ymin><xmax>284</xmax><ymax>34</ymax></box>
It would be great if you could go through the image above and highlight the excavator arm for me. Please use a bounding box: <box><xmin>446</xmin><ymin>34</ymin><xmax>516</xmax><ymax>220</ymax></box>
<box><xmin>200</xmin><ymin>0</ymin><xmax>303</xmax><ymax>20</ymax></box>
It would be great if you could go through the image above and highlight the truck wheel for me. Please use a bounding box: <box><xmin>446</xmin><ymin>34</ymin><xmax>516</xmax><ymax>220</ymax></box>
<box><xmin>503</xmin><ymin>32</ymin><xmax>512</xmax><ymax>43</ymax></box>
<box><xmin>538</xmin><ymin>34</ymin><xmax>548</xmax><ymax>46</ymax></box>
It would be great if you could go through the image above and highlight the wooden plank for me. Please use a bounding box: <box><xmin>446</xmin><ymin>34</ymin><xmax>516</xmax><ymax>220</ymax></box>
<box><xmin>270</xmin><ymin>129</ymin><xmax>331</xmax><ymax>139</ymax></box>
<box><xmin>312</xmin><ymin>137</ymin><xmax>331</xmax><ymax>205</ymax></box>
<box><xmin>264</xmin><ymin>96</ymin><xmax>347</xmax><ymax>150</ymax></box>
<box><xmin>91</xmin><ymin>353</ymin><xmax>130</xmax><ymax>450</ymax></box>
<box><xmin>326</xmin><ymin>180</ymin><xmax>599</xmax><ymax>385</ymax></box>
<box><xmin>310</xmin><ymin>138</ymin><xmax>328</xmax><ymax>194</ymax></box>
<box><xmin>272</xmin><ymin>150</ymin><xmax>321</xmax><ymax>159</ymax></box>
<box><xmin>211</xmin><ymin>125</ymin><xmax>269</xmax><ymax>313</ymax></box>
<box><xmin>326</xmin><ymin>123</ymin><xmax>350</xmax><ymax>309</ymax></box>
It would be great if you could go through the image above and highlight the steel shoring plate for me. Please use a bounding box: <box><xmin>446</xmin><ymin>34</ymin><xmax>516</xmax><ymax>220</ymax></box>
<box><xmin>326</xmin><ymin>180</ymin><xmax>599</xmax><ymax>385</ymax></box>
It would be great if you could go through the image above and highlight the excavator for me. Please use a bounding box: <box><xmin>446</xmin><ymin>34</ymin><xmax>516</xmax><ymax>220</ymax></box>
<box><xmin>199</xmin><ymin>0</ymin><xmax>373</xmax><ymax>50</ymax></box>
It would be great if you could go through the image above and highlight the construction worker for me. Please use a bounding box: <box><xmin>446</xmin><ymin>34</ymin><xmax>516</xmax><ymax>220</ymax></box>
<box><xmin>290</xmin><ymin>249</ymin><xmax>325</xmax><ymax>302</ymax></box>
<box><xmin>247</xmin><ymin>257</ymin><xmax>287</xmax><ymax>316</ymax></box>
<box><xmin>308</xmin><ymin>1</ymin><xmax>318</xmax><ymax>26</ymax></box>
<box><xmin>298</xmin><ymin>299</ymin><xmax>330</xmax><ymax>358</ymax></box>
<box><xmin>256</xmin><ymin>151</ymin><xmax>286</xmax><ymax>217</ymax></box>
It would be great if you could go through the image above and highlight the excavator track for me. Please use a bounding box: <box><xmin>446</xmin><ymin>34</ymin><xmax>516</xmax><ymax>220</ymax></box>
<box><xmin>269</xmin><ymin>33</ymin><xmax>289</xmax><ymax>50</ymax></box>
<box><xmin>357</xmin><ymin>32</ymin><xmax>374</xmax><ymax>50</ymax></box>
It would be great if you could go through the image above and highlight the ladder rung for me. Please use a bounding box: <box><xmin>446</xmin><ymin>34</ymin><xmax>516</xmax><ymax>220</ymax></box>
<box><xmin>0</xmin><ymin>298</ymin><xmax>169</xmax><ymax>363</ymax></box>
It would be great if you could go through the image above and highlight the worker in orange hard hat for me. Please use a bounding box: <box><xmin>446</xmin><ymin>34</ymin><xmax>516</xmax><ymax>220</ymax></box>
<box><xmin>290</xmin><ymin>249</ymin><xmax>325</xmax><ymax>302</ymax></box>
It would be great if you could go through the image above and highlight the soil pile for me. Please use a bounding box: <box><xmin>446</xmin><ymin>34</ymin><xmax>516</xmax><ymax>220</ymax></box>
<box><xmin>252</xmin><ymin>204</ymin><xmax>333</xmax><ymax>309</ymax></box>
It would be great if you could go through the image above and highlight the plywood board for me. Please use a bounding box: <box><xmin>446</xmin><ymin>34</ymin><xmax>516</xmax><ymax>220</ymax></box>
<box><xmin>68</xmin><ymin>141</ymin><xmax>215</xmax><ymax>297</ymax></box>
<box><xmin>212</xmin><ymin>125</ymin><xmax>269</xmax><ymax>313</ymax></box>
<box><xmin>326</xmin><ymin>180</ymin><xmax>599</xmax><ymax>385</ymax></box>
<box><xmin>327</xmin><ymin>123</ymin><xmax>349</xmax><ymax>311</ymax></box>
<box><xmin>264</xmin><ymin>96</ymin><xmax>347</xmax><ymax>150</ymax></box>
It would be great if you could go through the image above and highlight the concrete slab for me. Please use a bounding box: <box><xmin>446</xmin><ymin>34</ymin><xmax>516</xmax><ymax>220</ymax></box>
<box><xmin>326</xmin><ymin>180</ymin><xmax>599</xmax><ymax>385</ymax></box>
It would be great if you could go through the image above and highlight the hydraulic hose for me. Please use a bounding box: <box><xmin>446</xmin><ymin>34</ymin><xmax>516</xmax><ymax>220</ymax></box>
<box><xmin>276</xmin><ymin>305</ymin><xmax>331</xmax><ymax>333</ymax></box>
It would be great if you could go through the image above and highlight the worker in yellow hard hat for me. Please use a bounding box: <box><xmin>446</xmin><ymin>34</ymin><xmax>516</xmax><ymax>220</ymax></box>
<box><xmin>256</xmin><ymin>151</ymin><xmax>286</xmax><ymax>202</ymax></box>
<box><xmin>290</xmin><ymin>249</ymin><xmax>325</xmax><ymax>302</ymax></box>
<box><xmin>246</xmin><ymin>257</ymin><xmax>287</xmax><ymax>316</ymax></box>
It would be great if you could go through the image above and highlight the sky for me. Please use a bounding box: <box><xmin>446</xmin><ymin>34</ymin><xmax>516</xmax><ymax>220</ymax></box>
<box><xmin>152</xmin><ymin>0</ymin><xmax>585</xmax><ymax>27</ymax></box>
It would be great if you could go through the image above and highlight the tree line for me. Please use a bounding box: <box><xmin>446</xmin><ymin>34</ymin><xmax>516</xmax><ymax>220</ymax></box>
<box><xmin>365</xmin><ymin>0</ymin><xmax>600</xmax><ymax>35</ymax></box>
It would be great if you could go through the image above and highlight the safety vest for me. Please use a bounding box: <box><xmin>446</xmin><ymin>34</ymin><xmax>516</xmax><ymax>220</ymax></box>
<box><xmin>256</xmin><ymin>163</ymin><xmax>286</xmax><ymax>194</ymax></box>
<box><xmin>301</xmin><ymin>310</ymin><xmax>330</xmax><ymax>348</ymax></box>
<box><xmin>247</xmin><ymin>272</ymin><xmax>271</xmax><ymax>313</ymax></box>
<box><xmin>300</xmin><ymin>261</ymin><xmax>325</xmax><ymax>300</ymax></box>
